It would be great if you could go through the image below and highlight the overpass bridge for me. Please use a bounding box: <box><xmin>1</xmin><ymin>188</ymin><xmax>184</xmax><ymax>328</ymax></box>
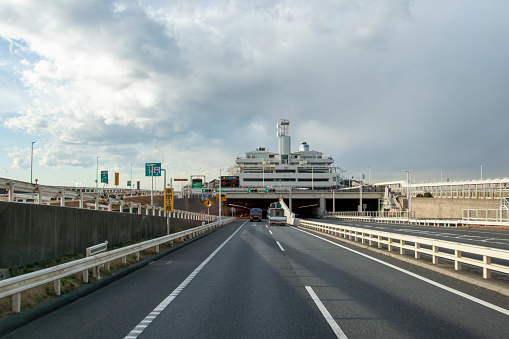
<box><xmin>215</xmin><ymin>188</ymin><xmax>384</xmax><ymax>218</ymax></box>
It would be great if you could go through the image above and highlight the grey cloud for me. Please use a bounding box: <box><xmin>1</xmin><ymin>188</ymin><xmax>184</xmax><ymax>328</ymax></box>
<box><xmin>1</xmin><ymin>1</ymin><xmax>508</xmax><ymax>182</ymax></box>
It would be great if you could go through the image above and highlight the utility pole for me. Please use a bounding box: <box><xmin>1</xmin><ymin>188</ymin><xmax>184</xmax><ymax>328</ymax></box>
<box><xmin>96</xmin><ymin>156</ymin><xmax>99</xmax><ymax>189</ymax></box>
<box><xmin>30</xmin><ymin>142</ymin><xmax>35</xmax><ymax>183</ymax></box>
<box><xmin>219</xmin><ymin>169</ymin><xmax>223</xmax><ymax>220</ymax></box>
<box><xmin>359</xmin><ymin>170</ymin><xmax>363</xmax><ymax>213</ymax></box>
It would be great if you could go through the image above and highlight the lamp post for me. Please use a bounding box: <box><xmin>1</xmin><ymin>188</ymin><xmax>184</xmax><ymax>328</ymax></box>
<box><xmin>405</xmin><ymin>170</ymin><xmax>412</xmax><ymax>218</ymax></box>
<box><xmin>359</xmin><ymin>170</ymin><xmax>363</xmax><ymax>213</ymax></box>
<box><xmin>480</xmin><ymin>163</ymin><xmax>483</xmax><ymax>180</ymax></box>
<box><xmin>30</xmin><ymin>142</ymin><xmax>35</xmax><ymax>183</ymax></box>
<box><xmin>311</xmin><ymin>165</ymin><xmax>314</xmax><ymax>190</ymax></box>
<box><xmin>219</xmin><ymin>169</ymin><xmax>223</xmax><ymax>220</ymax></box>
<box><xmin>162</xmin><ymin>168</ymin><xmax>167</xmax><ymax>191</ymax></box>
<box><xmin>262</xmin><ymin>160</ymin><xmax>265</xmax><ymax>188</ymax></box>
<box><xmin>130</xmin><ymin>164</ymin><xmax>133</xmax><ymax>195</ymax></box>
<box><xmin>96</xmin><ymin>156</ymin><xmax>99</xmax><ymax>189</ymax></box>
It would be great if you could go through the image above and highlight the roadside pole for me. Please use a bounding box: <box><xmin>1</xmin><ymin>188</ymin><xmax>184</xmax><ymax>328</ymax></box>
<box><xmin>151</xmin><ymin>164</ymin><xmax>154</xmax><ymax>205</ymax></box>
<box><xmin>162</xmin><ymin>169</ymin><xmax>167</xmax><ymax>191</ymax></box>
<box><xmin>219</xmin><ymin>171</ymin><xmax>222</xmax><ymax>220</ymax></box>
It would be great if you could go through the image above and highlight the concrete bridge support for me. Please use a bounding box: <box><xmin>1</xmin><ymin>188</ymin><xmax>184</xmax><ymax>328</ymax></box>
<box><xmin>319</xmin><ymin>197</ymin><xmax>326</xmax><ymax>218</ymax></box>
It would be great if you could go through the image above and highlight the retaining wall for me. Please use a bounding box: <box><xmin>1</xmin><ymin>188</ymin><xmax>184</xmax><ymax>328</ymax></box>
<box><xmin>402</xmin><ymin>198</ymin><xmax>501</xmax><ymax>219</ymax></box>
<box><xmin>0</xmin><ymin>201</ymin><xmax>202</xmax><ymax>268</ymax></box>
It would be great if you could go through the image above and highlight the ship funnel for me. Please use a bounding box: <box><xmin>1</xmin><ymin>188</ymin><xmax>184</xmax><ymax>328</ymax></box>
<box><xmin>299</xmin><ymin>142</ymin><xmax>309</xmax><ymax>152</ymax></box>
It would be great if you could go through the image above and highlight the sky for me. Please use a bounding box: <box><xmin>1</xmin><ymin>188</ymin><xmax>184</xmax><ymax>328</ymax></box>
<box><xmin>0</xmin><ymin>0</ymin><xmax>508</xmax><ymax>189</ymax></box>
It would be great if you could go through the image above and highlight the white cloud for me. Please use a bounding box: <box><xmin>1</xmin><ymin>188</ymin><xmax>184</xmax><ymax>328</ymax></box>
<box><xmin>7</xmin><ymin>147</ymin><xmax>28</xmax><ymax>170</ymax></box>
<box><xmin>0</xmin><ymin>0</ymin><xmax>508</xmax><ymax>185</ymax></box>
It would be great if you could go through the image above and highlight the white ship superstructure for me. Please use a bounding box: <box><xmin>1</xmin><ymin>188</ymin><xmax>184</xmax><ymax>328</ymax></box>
<box><xmin>234</xmin><ymin>119</ymin><xmax>338</xmax><ymax>188</ymax></box>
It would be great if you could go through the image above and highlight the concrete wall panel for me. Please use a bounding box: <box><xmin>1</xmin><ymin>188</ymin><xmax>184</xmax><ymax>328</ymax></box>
<box><xmin>0</xmin><ymin>201</ymin><xmax>204</xmax><ymax>268</ymax></box>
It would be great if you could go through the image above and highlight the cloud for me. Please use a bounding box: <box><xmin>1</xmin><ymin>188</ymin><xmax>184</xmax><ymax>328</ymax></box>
<box><xmin>7</xmin><ymin>147</ymin><xmax>28</xmax><ymax>170</ymax></box>
<box><xmin>0</xmin><ymin>0</ymin><xmax>508</xmax><ymax>184</ymax></box>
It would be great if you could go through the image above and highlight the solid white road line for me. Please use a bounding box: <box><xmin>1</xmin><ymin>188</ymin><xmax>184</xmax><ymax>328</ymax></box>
<box><xmin>292</xmin><ymin>227</ymin><xmax>509</xmax><ymax>316</ymax></box>
<box><xmin>124</xmin><ymin>221</ymin><xmax>247</xmax><ymax>338</ymax></box>
<box><xmin>276</xmin><ymin>241</ymin><xmax>285</xmax><ymax>251</ymax></box>
<box><xmin>306</xmin><ymin>286</ymin><xmax>348</xmax><ymax>339</ymax></box>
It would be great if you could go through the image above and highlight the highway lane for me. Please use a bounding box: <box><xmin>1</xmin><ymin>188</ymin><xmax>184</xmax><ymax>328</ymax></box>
<box><xmin>272</xmin><ymin>225</ymin><xmax>509</xmax><ymax>338</ymax></box>
<box><xmin>4</xmin><ymin>220</ymin><xmax>509</xmax><ymax>338</ymax></box>
<box><xmin>3</xmin><ymin>220</ymin><xmax>334</xmax><ymax>338</ymax></box>
<box><xmin>317</xmin><ymin>219</ymin><xmax>509</xmax><ymax>250</ymax></box>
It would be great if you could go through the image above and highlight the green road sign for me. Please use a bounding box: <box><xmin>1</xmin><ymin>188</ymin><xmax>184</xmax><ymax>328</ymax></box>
<box><xmin>145</xmin><ymin>163</ymin><xmax>161</xmax><ymax>176</ymax></box>
<box><xmin>101</xmin><ymin>171</ymin><xmax>108</xmax><ymax>183</ymax></box>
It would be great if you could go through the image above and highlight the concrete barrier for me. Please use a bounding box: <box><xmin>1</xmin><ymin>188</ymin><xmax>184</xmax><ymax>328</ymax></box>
<box><xmin>0</xmin><ymin>201</ymin><xmax>204</xmax><ymax>268</ymax></box>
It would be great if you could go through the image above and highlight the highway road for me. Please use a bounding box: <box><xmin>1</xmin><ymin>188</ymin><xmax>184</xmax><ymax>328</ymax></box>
<box><xmin>317</xmin><ymin>219</ymin><xmax>509</xmax><ymax>250</ymax></box>
<box><xmin>4</xmin><ymin>220</ymin><xmax>509</xmax><ymax>338</ymax></box>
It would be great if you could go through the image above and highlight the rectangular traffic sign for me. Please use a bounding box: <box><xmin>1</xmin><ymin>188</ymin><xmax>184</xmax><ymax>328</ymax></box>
<box><xmin>164</xmin><ymin>188</ymin><xmax>174</xmax><ymax>212</ymax></box>
<box><xmin>221</xmin><ymin>176</ymin><xmax>239</xmax><ymax>187</ymax></box>
<box><xmin>145</xmin><ymin>163</ymin><xmax>162</xmax><ymax>176</ymax></box>
<box><xmin>101</xmin><ymin>171</ymin><xmax>108</xmax><ymax>183</ymax></box>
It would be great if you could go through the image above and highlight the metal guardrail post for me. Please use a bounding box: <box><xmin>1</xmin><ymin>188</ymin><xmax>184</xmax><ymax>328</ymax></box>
<box><xmin>484</xmin><ymin>256</ymin><xmax>491</xmax><ymax>279</ymax></box>
<box><xmin>9</xmin><ymin>181</ymin><xmax>14</xmax><ymax>202</ymax></box>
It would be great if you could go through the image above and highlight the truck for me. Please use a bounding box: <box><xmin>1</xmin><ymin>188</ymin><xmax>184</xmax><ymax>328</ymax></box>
<box><xmin>267</xmin><ymin>202</ymin><xmax>286</xmax><ymax>226</ymax></box>
<box><xmin>250</xmin><ymin>208</ymin><xmax>263</xmax><ymax>222</ymax></box>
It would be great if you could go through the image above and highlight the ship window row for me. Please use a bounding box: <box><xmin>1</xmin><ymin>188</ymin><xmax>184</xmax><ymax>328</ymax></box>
<box><xmin>243</xmin><ymin>178</ymin><xmax>296</xmax><ymax>182</ymax></box>
<box><xmin>242</xmin><ymin>178</ymin><xmax>331</xmax><ymax>182</ymax></box>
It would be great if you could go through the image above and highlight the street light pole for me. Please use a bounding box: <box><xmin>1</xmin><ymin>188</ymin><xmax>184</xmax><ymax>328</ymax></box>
<box><xmin>219</xmin><ymin>169</ymin><xmax>223</xmax><ymax>220</ymax></box>
<box><xmin>31</xmin><ymin>142</ymin><xmax>35</xmax><ymax>183</ymax></box>
<box><xmin>96</xmin><ymin>156</ymin><xmax>99</xmax><ymax>189</ymax></box>
<box><xmin>151</xmin><ymin>164</ymin><xmax>154</xmax><ymax>205</ymax></box>
<box><xmin>311</xmin><ymin>165</ymin><xmax>314</xmax><ymax>190</ymax></box>
<box><xmin>405</xmin><ymin>170</ymin><xmax>412</xmax><ymax>218</ymax></box>
<box><xmin>359</xmin><ymin>170</ymin><xmax>363</xmax><ymax>213</ymax></box>
<box><xmin>162</xmin><ymin>168</ymin><xmax>167</xmax><ymax>191</ymax></box>
<box><xmin>262</xmin><ymin>160</ymin><xmax>265</xmax><ymax>188</ymax></box>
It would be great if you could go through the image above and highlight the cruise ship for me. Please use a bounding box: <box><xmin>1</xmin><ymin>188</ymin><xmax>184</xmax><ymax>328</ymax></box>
<box><xmin>232</xmin><ymin>119</ymin><xmax>340</xmax><ymax>189</ymax></box>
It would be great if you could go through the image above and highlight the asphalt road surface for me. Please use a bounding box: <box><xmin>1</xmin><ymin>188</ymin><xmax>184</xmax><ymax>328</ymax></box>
<box><xmin>5</xmin><ymin>220</ymin><xmax>509</xmax><ymax>338</ymax></box>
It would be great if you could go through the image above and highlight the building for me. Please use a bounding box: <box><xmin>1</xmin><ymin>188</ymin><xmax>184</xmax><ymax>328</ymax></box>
<box><xmin>232</xmin><ymin>119</ymin><xmax>340</xmax><ymax>189</ymax></box>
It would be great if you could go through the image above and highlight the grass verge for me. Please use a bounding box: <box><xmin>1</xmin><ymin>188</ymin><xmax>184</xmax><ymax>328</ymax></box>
<box><xmin>0</xmin><ymin>240</ymin><xmax>180</xmax><ymax>319</ymax></box>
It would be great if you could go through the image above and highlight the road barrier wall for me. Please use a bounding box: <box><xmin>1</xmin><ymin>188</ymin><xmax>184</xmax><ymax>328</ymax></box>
<box><xmin>403</xmin><ymin>197</ymin><xmax>501</xmax><ymax>219</ymax></box>
<box><xmin>0</xmin><ymin>201</ymin><xmax>203</xmax><ymax>268</ymax></box>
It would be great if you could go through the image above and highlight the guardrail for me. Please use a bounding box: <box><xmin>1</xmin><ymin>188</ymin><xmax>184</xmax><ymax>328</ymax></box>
<box><xmin>0</xmin><ymin>177</ymin><xmax>220</xmax><ymax>224</ymax></box>
<box><xmin>326</xmin><ymin>214</ymin><xmax>461</xmax><ymax>227</ymax></box>
<box><xmin>329</xmin><ymin>211</ymin><xmax>414</xmax><ymax>219</ymax></box>
<box><xmin>0</xmin><ymin>218</ymin><xmax>234</xmax><ymax>313</ymax></box>
<box><xmin>300</xmin><ymin>220</ymin><xmax>509</xmax><ymax>280</ymax></box>
<box><xmin>326</xmin><ymin>213</ymin><xmax>509</xmax><ymax>227</ymax></box>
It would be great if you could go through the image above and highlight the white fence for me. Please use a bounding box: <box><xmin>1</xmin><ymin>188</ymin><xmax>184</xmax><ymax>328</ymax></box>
<box><xmin>329</xmin><ymin>211</ymin><xmax>415</xmax><ymax>219</ymax></box>
<box><xmin>327</xmin><ymin>212</ymin><xmax>509</xmax><ymax>227</ymax></box>
<box><xmin>462</xmin><ymin>209</ymin><xmax>509</xmax><ymax>223</ymax></box>
<box><xmin>300</xmin><ymin>220</ymin><xmax>509</xmax><ymax>281</ymax></box>
<box><xmin>326</xmin><ymin>213</ymin><xmax>460</xmax><ymax>227</ymax></box>
<box><xmin>0</xmin><ymin>218</ymin><xmax>234</xmax><ymax>313</ymax></box>
<box><xmin>0</xmin><ymin>177</ymin><xmax>219</xmax><ymax>223</ymax></box>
